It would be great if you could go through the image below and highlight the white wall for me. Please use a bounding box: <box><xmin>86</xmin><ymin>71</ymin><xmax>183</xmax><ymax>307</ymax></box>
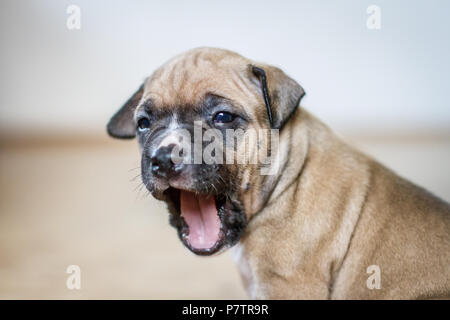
<box><xmin>1</xmin><ymin>0</ymin><xmax>449</xmax><ymax>135</ymax></box>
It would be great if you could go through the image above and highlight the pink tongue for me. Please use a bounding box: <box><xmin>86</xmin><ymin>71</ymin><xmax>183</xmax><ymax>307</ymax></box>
<box><xmin>180</xmin><ymin>191</ymin><xmax>221</xmax><ymax>250</ymax></box>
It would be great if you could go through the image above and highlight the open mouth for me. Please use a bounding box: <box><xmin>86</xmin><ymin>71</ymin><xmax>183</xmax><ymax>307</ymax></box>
<box><xmin>164</xmin><ymin>187</ymin><xmax>244</xmax><ymax>255</ymax></box>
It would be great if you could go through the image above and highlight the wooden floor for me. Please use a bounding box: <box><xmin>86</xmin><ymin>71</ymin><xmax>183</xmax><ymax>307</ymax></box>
<box><xmin>0</xmin><ymin>134</ymin><xmax>449</xmax><ymax>299</ymax></box>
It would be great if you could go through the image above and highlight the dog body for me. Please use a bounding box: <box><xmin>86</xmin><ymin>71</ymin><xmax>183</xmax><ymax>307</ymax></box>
<box><xmin>108</xmin><ymin>48</ymin><xmax>450</xmax><ymax>299</ymax></box>
<box><xmin>232</xmin><ymin>109</ymin><xmax>450</xmax><ymax>299</ymax></box>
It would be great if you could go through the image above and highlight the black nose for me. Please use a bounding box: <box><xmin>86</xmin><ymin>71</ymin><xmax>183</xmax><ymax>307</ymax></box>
<box><xmin>150</xmin><ymin>144</ymin><xmax>179</xmax><ymax>178</ymax></box>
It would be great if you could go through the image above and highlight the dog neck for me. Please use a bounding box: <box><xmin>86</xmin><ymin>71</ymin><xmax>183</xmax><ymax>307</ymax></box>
<box><xmin>234</xmin><ymin>108</ymin><xmax>371</xmax><ymax>299</ymax></box>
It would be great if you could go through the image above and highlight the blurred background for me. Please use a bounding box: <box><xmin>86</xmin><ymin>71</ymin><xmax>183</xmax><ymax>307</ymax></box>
<box><xmin>0</xmin><ymin>0</ymin><xmax>449</xmax><ymax>299</ymax></box>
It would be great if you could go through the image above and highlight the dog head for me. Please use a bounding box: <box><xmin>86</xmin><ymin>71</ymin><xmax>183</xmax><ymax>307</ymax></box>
<box><xmin>107</xmin><ymin>48</ymin><xmax>305</xmax><ymax>255</ymax></box>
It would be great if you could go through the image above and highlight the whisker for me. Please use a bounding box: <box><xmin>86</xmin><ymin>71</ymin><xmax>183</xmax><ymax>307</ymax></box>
<box><xmin>133</xmin><ymin>181</ymin><xmax>144</xmax><ymax>192</ymax></box>
<box><xmin>130</xmin><ymin>173</ymin><xmax>142</xmax><ymax>182</ymax></box>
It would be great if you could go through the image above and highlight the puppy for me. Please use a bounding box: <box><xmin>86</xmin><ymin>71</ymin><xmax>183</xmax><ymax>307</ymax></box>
<box><xmin>107</xmin><ymin>47</ymin><xmax>450</xmax><ymax>299</ymax></box>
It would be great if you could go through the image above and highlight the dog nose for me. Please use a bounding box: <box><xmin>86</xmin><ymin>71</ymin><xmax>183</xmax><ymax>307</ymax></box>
<box><xmin>150</xmin><ymin>144</ymin><xmax>179</xmax><ymax>178</ymax></box>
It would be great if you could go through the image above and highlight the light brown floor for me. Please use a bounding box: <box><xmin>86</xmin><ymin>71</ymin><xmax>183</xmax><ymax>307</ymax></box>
<box><xmin>0</xmin><ymin>133</ymin><xmax>449</xmax><ymax>299</ymax></box>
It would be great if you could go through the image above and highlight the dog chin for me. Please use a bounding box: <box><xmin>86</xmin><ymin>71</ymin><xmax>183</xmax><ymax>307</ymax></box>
<box><xmin>159</xmin><ymin>186</ymin><xmax>247</xmax><ymax>256</ymax></box>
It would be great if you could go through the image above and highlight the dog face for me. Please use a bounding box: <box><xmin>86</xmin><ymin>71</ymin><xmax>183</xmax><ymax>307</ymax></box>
<box><xmin>107</xmin><ymin>48</ymin><xmax>304</xmax><ymax>255</ymax></box>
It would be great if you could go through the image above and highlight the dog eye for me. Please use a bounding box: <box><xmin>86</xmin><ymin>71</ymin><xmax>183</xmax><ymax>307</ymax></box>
<box><xmin>137</xmin><ymin>118</ymin><xmax>150</xmax><ymax>131</ymax></box>
<box><xmin>213</xmin><ymin>111</ymin><xmax>235</xmax><ymax>124</ymax></box>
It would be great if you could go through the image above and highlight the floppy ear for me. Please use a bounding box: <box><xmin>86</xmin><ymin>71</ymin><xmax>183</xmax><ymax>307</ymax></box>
<box><xmin>251</xmin><ymin>64</ymin><xmax>305</xmax><ymax>129</ymax></box>
<box><xmin>107</xmin><ymin>83</ymin><xmax>144</xmax><ymax>139</ymax></box>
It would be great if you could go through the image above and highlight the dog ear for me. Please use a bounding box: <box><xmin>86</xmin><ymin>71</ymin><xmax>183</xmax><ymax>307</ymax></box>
<box><xmin>107</xmin><ymin>83</ymin><xmax>144</xmax><ymax>139</ymax></box>
<box><xmin>250</xmin><ymin>64</ymin><xmax>305</xmax><ymax>129</ymax></box>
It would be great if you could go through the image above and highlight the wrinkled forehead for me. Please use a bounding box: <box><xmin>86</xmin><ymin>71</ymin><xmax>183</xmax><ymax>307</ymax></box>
<box><xmin>140</xmin><ymin>49</ymin><xmax>262</xmax><ymax>115</ymax></box>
